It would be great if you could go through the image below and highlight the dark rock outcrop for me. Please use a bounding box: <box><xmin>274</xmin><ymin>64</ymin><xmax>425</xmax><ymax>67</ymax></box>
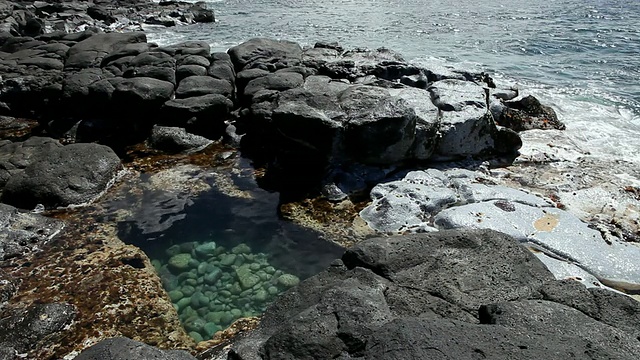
<box><xmin>0</xmin><ymin>34</ymin><xmax>555</xmax><ymax>199</ymax></box>
<box><xmin>0</xmin><ymin>136</ymin><xmax>62</xmax><ymax>187</ymax></box>
<box><xmin>229</xmin><ymin>229</ymin><xmax>640</xmax><ymax>359</ymax></box>
<box><xmin>0</xmin><ymin>203</ymin><xmax>64</xmax><ymax>260</ymax></box>
<box><xmin>73</xmin><ymin>337</ymin><xmax>196</xmax><ymax>360</ymax></box>
<box><xmin>0</xmin><ymin>0</ymin><xmax>216</xmax><ymax>37</ymax></box>
<box><xmin>492</xmin><ymin>94</ymin><xmax>565</xmax><ymax>131</ymax></box>
<box><xmin>0</xmin><ymin>303</ymin><xmax>76</xmax><ymax>358</ymax></box>
<box><xmin>2</xmin><ymin>142</ymin><xmax>121</xmax><ymax>209</ymax></box>
<box><xmin>148</xmin><ymin>125</ymin><xmax>213</xmax><ymax>153</ymax></box>
<box><xmin>226</xmin><ymin>39</ymin><xmax>525</xmax><ymax>195</ymax></box>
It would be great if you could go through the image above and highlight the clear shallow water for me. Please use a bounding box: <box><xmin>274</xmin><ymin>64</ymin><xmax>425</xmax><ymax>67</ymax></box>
<box><xmin>106</xmin><ymin>159</ymin><xmax>344</xmax><ymax>341</ymax></box>
<box><xmin>147</xmin><ymin>0</ymin><xmax>640</xmax><ymax>163</ymax></box>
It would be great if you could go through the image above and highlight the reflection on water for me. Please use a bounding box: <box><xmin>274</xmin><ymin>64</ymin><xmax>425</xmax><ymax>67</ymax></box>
<box><xmin>112</xmin><ymin>156</ymin><xmax>345</xmax><ymax>341</ymax></box>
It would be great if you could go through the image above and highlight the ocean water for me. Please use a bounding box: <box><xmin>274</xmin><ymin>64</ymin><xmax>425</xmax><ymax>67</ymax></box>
<box><xmin>146</xmin><ymin>0</ymin><xmax>640</xmax><ymax>164</ymax></box>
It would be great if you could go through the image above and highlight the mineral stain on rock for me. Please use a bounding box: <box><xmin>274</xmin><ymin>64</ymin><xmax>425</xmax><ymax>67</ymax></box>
<box><xmin>534</xmin><ymin>213</ymin><xmax>560</xmax><ymax>232</ymax></box>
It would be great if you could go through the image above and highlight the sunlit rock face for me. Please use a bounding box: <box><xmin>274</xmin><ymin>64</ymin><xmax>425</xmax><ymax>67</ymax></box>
<box><xmin>229</xmin><ymin>229</ymin><xmax>640</xmax><ymax>360</ymax></box>
<box><xmin>359</xmin><ymin>168</ymin><xmax>640</xmax><ymax>293</ymax></box>
<box><xmin>227</xmin><ymin>38</ymin><xmax>523</xmax><ymax>196</ymax></box>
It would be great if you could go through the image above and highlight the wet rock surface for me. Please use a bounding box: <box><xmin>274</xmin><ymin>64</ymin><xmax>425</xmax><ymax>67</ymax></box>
<box><xmin>228</xmin><ymin>229</ymin><xmax>640</xmax><ymax>360</ymax></box>
<box><xmin>0</xmin><ymin>202</ymin><xmax>63</xmax><ymax>260</ymax></box>
<box><xmin>74</xmin><ymin>336</ymin><xmax>197</xmax><ymax>360</ymax></box>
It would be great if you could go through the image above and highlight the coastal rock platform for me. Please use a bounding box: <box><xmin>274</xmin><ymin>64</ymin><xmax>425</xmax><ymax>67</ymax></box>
<box><xmin>0</xmin><ymin>2</ymin><xmax>637</xmax><ymax>359</ymax></box>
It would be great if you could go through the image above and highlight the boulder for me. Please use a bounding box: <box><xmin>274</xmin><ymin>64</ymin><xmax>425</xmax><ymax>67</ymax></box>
<box><xmin>124</xmin><ymin>51</ymin><xmax>177</xmax><ymax>85</ymax></box>
<box><xmin>175</xmin><ymin>75</ymin><xmax>233</xmax><ymax>98</ymax></box>
<box><xmin>2</xmin><ymin>143</ymin><xmax>122</xmax><ymax>209</ymax></box>
<box><xmin>494</xmin><ymin>95</ymin><xmax>565</xmax><ymax>131</ymax></box>
<box><xmin>161</xmin><ymin>94</ymin><xmax>233</xmax><ymax>134</ymax></box>
<box><xmin>111</xmin><ymin>77</ymin><xmax>175</xmax><ymax>118</ymax></box>
<box><xmin>101</xmin><ymin>43</ymin><xmax>155</xmax><ymax>68</ymax></box>
<box><xmin>188</xmin><ymin>2</ymin><xmax>214</xmax><ymax>23</ymax></box>
<box><xmin>242</xmin><ymin>71</ymin><xmax>303</xmax><ymax>101</ymax></box>
<box><xmin>228</xmin><ymin>38</ymin><xmax>303</xmax><ymax>72</ymax></box>
<box><xmin>339</xmin><ymin>85</ymin><xmax>417</xmax><ymax>165</ymax></box>
<box><xmin>176</xmin><ymin>64</ymin><xmax>207</xmax><ymax>81</ymax></box>
<box><xmin>158</xmin><ymin>41</ymin><xmax>210</xmax><ymax>58</ymax></box>
<box><xmin>0</xmin><ymin>136</ymin><xmax>63</xmax><ymax>188</ymax></box>
<box><xmin>427</xmin><ymin>79</ymin><xmax>521</xmax><ymax>158</ymax></box>
<box><xmin>65</xmin><ymin>32</ymin><xmax>147</xmax><ymax>70</ymax></box>
<box><xmin>148</xmin><ymin>126</ymin><xmax>213</xmax><ymax>153</ymax></box>
<box><xmin>395</xmin><ymin>94</ymin><xmax>439</xmax><ymax>159</ymax></box>
<box><xmin>235</xmin><ymin>68</ymin><xmax>269</xmax><ymax>94</ymax></box>
<box><xmin>177</xmin><ymin>54</ymin><xmax>210</xmax><ymax>67</ymax></box>
<box><xmin>207</xmin><ymin>52</ymin><xmax>235</xmax><ymax>86</ymax></box>
<box><xmin>87</xmin><ymin>6</ymin><xmax>117</xmax><ymax>25</ymax></box>
<box><xmin>230</xmin><ymin>229</ymin><xmax>640</xmax><ymax>359</ymax></box>
<box><xmin>60</xmin><ymin>68</ymin><xmax>108</xmax><ymax>115</ymax></box>
<box><xmin>73</xmin><ymin>337</ymin><xmax>196</xmax><ymax>360</ymax></box>
<box><xmin>0</xmin><ymin>66</ymin><xmax>63</xmax><ymax>117</ymax></box>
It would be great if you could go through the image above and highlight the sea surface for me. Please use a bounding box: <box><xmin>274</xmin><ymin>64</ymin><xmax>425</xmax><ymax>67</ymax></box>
<box><xmin>147</xmin><ymin>0</ymin><xmax>640</xmax><ymax>164</ymax></box>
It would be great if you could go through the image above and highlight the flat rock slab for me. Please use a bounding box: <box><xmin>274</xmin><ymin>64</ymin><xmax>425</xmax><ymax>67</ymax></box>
<box><xmin>435</xmin><ymin>200</ymin><xmax>640</xmax><ymax>290</ymax></box>
<box><xmin>360</xmin><ymin>168</ymin><xmax>640</xmax><ymax>291</ymax></box>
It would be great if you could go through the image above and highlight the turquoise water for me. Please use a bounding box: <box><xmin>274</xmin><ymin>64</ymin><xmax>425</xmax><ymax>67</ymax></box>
<box><xmin>112</xmin><ymin>159</ymin><xmax>344</xmax><ymax>341</ymax></box>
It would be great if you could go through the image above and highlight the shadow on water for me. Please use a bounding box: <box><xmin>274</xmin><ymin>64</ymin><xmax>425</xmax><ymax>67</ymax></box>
<box><xmin>111</xmin><ymin>157</ymin><xmax>345</xmax><ymax>341</ymax></box>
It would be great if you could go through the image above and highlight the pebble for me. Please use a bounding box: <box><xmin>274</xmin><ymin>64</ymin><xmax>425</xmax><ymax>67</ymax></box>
<box><xmin>232</xmin><ymin>243</ymin><xmax>251</xmax><ymax>254</ymax></box>
<box><xmin>168</xmin><ymin>290</ymin><xmax>184</xmax><ymax>302</ymax></box>
<box><xmin>277</xmin><ymin>274</ymin><xmax>300</xmax><ymax>287</ymax></box>
<box><xmin>189</xmin><ymin>331</ymin><xmax>203</xmax><ymax>343</ymax></box>
<box><xmin>157</xmin><ymin>241</ymin><xmax>308</xmax><ymax>342</ymax></box>
<box><xmin>219</xmin><ymin>254</ymin><xmax>237</xmax><ymax>266</ymax></box>
<box><xmin>168</xmin><ymin>253</ymin><xmax>192</xmax><ymax>271</ymax></box>
<box><xmin>203</xmin><ymin>322</ymin><xmax>220</xmax><ymax>338</ymax></box>
<box><xmin>195</xmin><ymin>242</ymin><xmax>217</xmax><ymax>258</ymax></box>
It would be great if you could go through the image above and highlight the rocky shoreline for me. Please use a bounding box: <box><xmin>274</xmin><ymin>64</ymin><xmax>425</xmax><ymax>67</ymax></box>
<box><xmin>1</xmin><ymin>1</ymin><xmax>639</xmax><ymax>359</ymax></box>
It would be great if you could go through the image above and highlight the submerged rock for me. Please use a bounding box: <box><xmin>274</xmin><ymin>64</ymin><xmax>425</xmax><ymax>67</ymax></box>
<box><xmin>169</xmin><ymin>253</ymin><xmax>193</xmax><ymax>271</ymax></box>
